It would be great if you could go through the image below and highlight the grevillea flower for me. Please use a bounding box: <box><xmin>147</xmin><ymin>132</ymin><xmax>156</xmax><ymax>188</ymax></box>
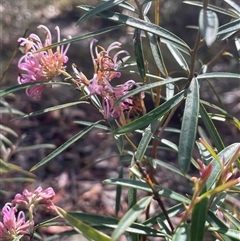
<box><xmin>0</xmin><ymin>203</ymin><xmax>32</xmax><ymax>241</ymax></box>
<box><xmin>18</xmin><ymin>25</ymin><xmax>71</xmax><ymax>99</ymax></box>
<box><xmin>102</xmin><ymin>80</ymin><xmax>137</xmax><ymax>119</ymax></box>
<box><xmin>12</xmin><ymin>186</ymin><xmax>56</xmax><ymax>213</ymax></box>
<box><xmin>90</xmin><ymin>39</ymin><xmax>129</xmax><ymax>81</ymax></box>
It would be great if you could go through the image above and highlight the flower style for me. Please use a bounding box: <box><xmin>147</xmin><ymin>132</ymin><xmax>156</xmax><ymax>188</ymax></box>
<box><xmin>12</xmin><ymin>186</ymin><xmax>56</xmax><ymax>213</ymax></box>
<box><xmin>0</xmin><ymin>203</ymin><xmax>32</xmax><ymax>241</ymax></box>
<box><xmin>90</xmin><ymin>39</ymin><xmax>129</xmax><ymax>82</ymax></box>
<box><xmin>18</xmin><ymin>25</ymin><xmax>71</xmax><ymax>99</ymax></box>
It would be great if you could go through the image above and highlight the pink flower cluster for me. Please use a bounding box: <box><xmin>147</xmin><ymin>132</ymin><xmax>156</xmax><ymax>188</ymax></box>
<box><xmin>79</xmin><ymin>39</ymin><xmax>144</xmax><ymax>119</ymax></box>
<box><xmin>0</xmin><ymin>187</ymin><xmax>55</xmax><ymax>241</ymax></box>
<box><xmin>18</xmin><ymin>25</ymin><xmax>71</xmax><ymax>99</ymax></box>
<box><xmin>17</xmin><ymin>26</ymin><xmax>145</xmax><ymax>119</ymax></box>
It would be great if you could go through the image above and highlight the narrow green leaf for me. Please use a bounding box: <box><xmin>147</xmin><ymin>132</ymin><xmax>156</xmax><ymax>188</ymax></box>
<box><xmin>0</xmin><ymin>125</ymin><xmax>18</xmax><ymax>137</ymax></box>
<box><xmin>114</xmin><ymin>77</ymin><xmax>184</xmax><ymax>106</ymax></box>
<box><xmin>207</xmin><ymin>210</ymin><xmax>232</xmax><ymax>241</ymax></box>
<box><xmin>235</xmin><ymin>37</ymin><xmax>240</xmax><ymax>57</ymax></box>
<box><xmin>108</xmin><ymin>117</ymin><xmax>124</xmax><ymax>153</ymax></box>
<box><xmin>2</xmin><ymin>177</ymin><xmax>35</xmax><ymax>183</ymax></box>
<box><xmin>15</xmin><ymin>144</ymin><xmax>56</xmax><ymax>153</ymax></box>
<box><xmin>200</xmin><ymin>99</ymin><xmax>240</xmax><ymax>129</ymax></box>
<box><xmin>190</xmin><ymin>187</ymin><xmax>208</xmax><ymax>241</ymax></box>
<box><xmin>196</xmin><ymin>141</ymin><xmax>213</xmax><ymax>165</ymax></box>
<box><xmin>154</xmin><ymin>158</ymin><xmax>192</xmax><ymax>180</ymax></box>
<box><xmin>166</xmin><ymin>43</ymin><xmax>190</xmax><ymax>73</ymax></box>
<box><xmin>103</xmin><ymin>178</ymin><xmax>191</xmax><ymax>204</ymax></box>
<box><xmin>183</xmin><ymin>1</ymin><xmax>239</xmax><ymax>18</ymax></box>
<box><xmin>0</xmin><ymin>81</ymin><xmax>70</xmax><ymax>97</ymax></box>
<box><xmin>218</xmin><ymin>206</ymin><xmax>240</xmax><ymax>230</ymax></box>
<box><xmin>208</xmin><ymin>227</ymin><xmax>240</xmax><ymax>239</ymax></box>
<box><xmin>0</xmin><ymin>160</ymin><xmax>36</xmax><ymax>177</ymax></box>
<box><xmin>30</xmin><ymin>121</ymin><xmax>102</xmax><ymax>171</ymax></box>
<box><xmin>56</xmin><ymin>207</ymin><xmax>112</xmax><ymax>241</ymax></box>
<box><xmin>0</xmin><ymin>134</ymin><xmax>13</xmax><ymax>146</ymax></box>
<box><xmin>16</xmin><ymin>101</ymin><xmax>88</xmax><ymax>119</ymax></box>
<box><xmin>128</xmin><ymin>175</ymin><xmax>137</xmax><ymax>209</ymax></box>
<box><xmin>143</xmin><ymin>203</ymin><xmax>185</xmax><ymax>226</ymax></box>
<box><xmin>76</xmin><ymin>0</ymin><xmax>124</xmax><ymax>25</ymax></box>
<box><xmin>199</xmin><ymin>104</ymin><xmax>225</xmax><ymax>152</ymax></box>
<box><xmin>166</xmin><ymin>80</ymin><xmax>175</xmax><ymax>100</ymax></box>
<box><xmin>178</xmin><ymin>78</ymin><xmax>199</xmax><ymax>174</ymax></box>
<box><xmin>133</xmin><ymin>28</ymin><xmax>146</xmax><ymax>81</ymax></box>
<box><xmin>78</xmin><ymin>6</ymin><xmax>190</xmax><ymax>53</ymax></box>
<box><xmin>142</xmin><ymin>1</ymin><xmax>152</xmax><ymax>15</ymax></box>
<box><xmin>135</xmin><ymin>123</ymin><xmax>159</xmax><ymax>161</ymax></box>
<box><xmin>224</xmin><ymin>0</ymin><xmax>240</xmax><ymax>14</ymax></box>
<box><xmin>217</xmin><ymin>18</ymin><xmax>240</xmax><ymax>40</ymax></box>
<box><xmin>111</xmin><ymin>196</ymin><xmax>152</xmax><ymax>240</ymax></box>
<box><xmin>206</xmin><ymin>143</ymin><xmax>240</xmax><ymax>190</ymax></box>
<box><xmin>115</xmin><ymin>165</ymin><xmax>123</xmax><ymax>216</ymax></box>
<box><xmin>69</xmin><ymin>212</ymin><xmax>165</xmax><ymax>236</ymax></box>
<box><xmin>156</xmin><ymin>217</ymin><xmax>172</xmax><ymax>237</ymax></box>
<box><xmin>146</xmin><ymin>30</ymin><xmax>168</xmax><ymax>76</ymax></box>
<box><xmin>33</xmin><ymin>24</ymin><xmax>124</xmax><ymax>53</ymax></box>
<box><xmin>197</xmin><ymin>72</ymin><xmax>240</xmax><ymax>80</ymax></box>
<box><xmin>115</xmin><ymin>90</ymin><xmax>185</xmax><ymax>134</ymax></box>
<box><xmin>74</xmin><ymin>121</ymin><xmax>110</xmax><ymax>131</ymax></box>
<box><xmin>209</xmin><ymin>191</ymin><xmax>226</xmax><ymax>212</ymax></box>
<box><xmin>199</xmin><ymin>9</ymin><xmax>219</xmax><ymax>47</ymax></box>
<box><xmin>172</xmin><ymin>223</ymin><xmax>190</xmax><ymax>241</ymax></box>
<box><xmin>0</xmin><ymin>107</ymin><xmax>24</xmax><ymax>116</ymax></box>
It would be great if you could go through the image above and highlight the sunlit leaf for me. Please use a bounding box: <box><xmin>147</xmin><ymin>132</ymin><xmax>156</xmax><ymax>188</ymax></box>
<box><xmin>166</xmin><ymin>43</ymin><xmax>190</xmax><ymax>72</ymax></box>
<box><xmin>103</xmin><ymin>178</ymin><xmax>191</xmax><ymax>204</ymax></box>
<box><xmin>172</xmin><ymin>223</ymin><xmax>190</xmax><ymax>241</ymax></box>
<box><xmin>34</xmin><ymin>25</ymin><xmax>124</xmax><ymax>52</ymax></box>
<box><xmin>223</xmin><ymin>0</ymin><xmax>240</xmax><ymax>14</ymax></box>
<box><xmin>56</xmin><ymin>207</ymin><xmax>112</xmax><ymax>241</ymax></box>
<box><xmin>78</xmin><ymin>5</ymin><xmax>190</xmax><ymax>53</ymax></box>
<box><xmin>235</xmin><ymin>37</ymin><xmax>240</xmax><ymax>57</ymax></box>
<box><xmin>146</xmin><ymin>25</ymin><xmax>168</xmax><ymax>76</ymax></box>
<box><xmin>206</xmin><ymin>143</ymin><xmax>240</xmax><ymax>190</ymax></box>
<box><xmin>115</xmin><ymin>165</ymin><xmax>123</xmax><ymax>216</ymax></box>
<box><xmin>69</xmin><ymin>212</ymin><xmax>165</xmax><ymax>236</ymax></box>
<box><xmin>0</xmin><ymin>125</ymin><xmax>18</xmax><ymax>137</ymax></box>
<box><xmin>183</xmin><ymin>1</ymin><xmax>239</xmax><ymax>18</ymax></box>
<box><xmin>217</xmin><ymin>18</ymin><xmax>240</xmax><ymax>40</ymax></box>
<box><xmin>208</xmin><ymin>227</ymin><xmax>240</xmax><ymax>239</ymax></box>
<box><xmin>115</xmin><ymin>90</ymin><xmax>185</xmax><ymax>134</ymax></box>
<box><xmin>178</xmin><ymin>78</ymin><xmax>199</xmax><ymax>174</ymax></box>
<box><xmin>30</xmin><ymin>121</ymin><xmax>102</xmax><ymax>171</ymax></box>
<box><xmin>217</xmin><ymin>206</ymin><xmax>240</xmax><ymax>230</ymax></box>
<box><xmin>199</xmin><ymin>104</ymin><xmax>225</xmax><ymax>152</ymax></box>
<box><xmin>142</xmin><ymin>1</ymin><xmax>152</xmax><ymax>15</ymax></box>
<box><xmin>114</xmin><ymin>77</ymin><xmax>184</xmax><ymax>106</ymax></box>
<box><xmin>16</xmin><ymin>101</ymin><xmax>89</xmax><ymax>119</ymax></box>
<box><xmin>111</xmin><ymin>196</ymin><xmax>152</xmax><ymax>240</ymax></box>
<box><xmin>197</xmin><ymin>72</ymin><xmax>240</xmax><ymax>79</ymax></box>
<box><xmin>0</xmin><ymin>81</ymin><xmax>70</xmax><ymax>97</ymax></box>
<box><xmin>135</xmin><ymin>126</ymin><xmax>153</xmax><ymax>161</ymax></box>
<box><xmin>190</xmin><ymin>187</ymin><xmax>207</xmax><ymax>241</ymax></box>
<box><xmin>199</xmin><ymin>9</ymin><xmax>219</xmax><ymax>47</ymax></box>
<box><xmin>133</xmin><ymin>28</ymin><xmax>146</xmax><ymax>81</ymax></box>
<box><xmin>76</xmin><ymin>0</ymin><xmax>124</xmax><ymax>25</ymax></box>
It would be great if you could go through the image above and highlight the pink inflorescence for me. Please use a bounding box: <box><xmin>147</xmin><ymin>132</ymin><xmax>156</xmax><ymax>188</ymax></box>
<box><xmin>12</xmin><ymin>186</ymin><xmax>56</xmax><ymax>212</ymax></box>
<box><xmin>85</xmin><ymin>39</ymin><xmax>144</xmax><ymax>119</ymax></box>
<box><xmin>0</xmin><ymin>186</ymin><xmax>56</xmax><ymax>240</ymax></box>
<box><xmin>18</xmin><ymin>25</ymin><xmax>71</xmax><ymax>99</ymax></box>
<box><xmin>0</xmin><ymin>203</ymin><xmax>32</xmax><ymax>241</ymax></box>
